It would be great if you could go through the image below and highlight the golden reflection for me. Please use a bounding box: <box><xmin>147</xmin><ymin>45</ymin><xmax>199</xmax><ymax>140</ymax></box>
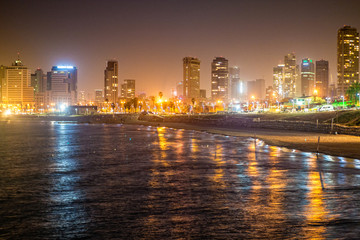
<box><xmin>304</xmin><ymin>154</ymin><xmax>327</xmax><ymax>239</ymax></box>
<box><xmin>156</xmin><ymin>127</ymin><xmax>170</xmax><ymax>167</ymax></box>
<box><xmin>269</xmin><ymin>146</ymin><xmax>281</xmax><ymax>159</ymax></box>
<box><xmin>247</xmin><ymin>139</ymin><xmax>258</xmax><ymax>176</ymax></box>
<box><xmin>266</xmin><ymin>145</ymin><xmax>286</xmax><ymax>222</ymax></box>
<box><xmin>210</xmin><ymin>144</ymin><xmax>226</xmax><ymax>188</ymax></box>
<box><xmin>175</xmin><ymin>130</ymin><xmax>184</xmax><ymax>155</ymax></box>
<box><xmin>190</xmin><ymin>138</ymin><xmax>199</xmax><ymax>153</ymax></box>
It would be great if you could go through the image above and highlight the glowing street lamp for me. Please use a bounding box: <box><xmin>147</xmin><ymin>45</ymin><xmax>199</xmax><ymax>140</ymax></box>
<box><xmin>326</xmin><ymin>97</ymin><xmax>331</xmax><ymax>104</ymax></box>
<box><xmin>341</xmin><ymin>95</ymin><xmax>345</xmax><ymax>108</ymax></box>
<box><xmin>357</xmin><ymin>93</ymin><xmax>360</xmax><ymax>107</ymax></box>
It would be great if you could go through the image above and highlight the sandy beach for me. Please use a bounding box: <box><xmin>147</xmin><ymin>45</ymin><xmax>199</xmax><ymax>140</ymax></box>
<box><xmin>130</xmin><ymin>120</ymin><xmax>360</xmax><ymax>159</ymax></box>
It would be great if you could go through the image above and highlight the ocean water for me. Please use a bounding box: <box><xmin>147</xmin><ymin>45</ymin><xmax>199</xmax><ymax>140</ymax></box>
<box><xmin>1</xmin><ymin>120</ymin><xmax>360</xmax><ymax>239</ymax></box>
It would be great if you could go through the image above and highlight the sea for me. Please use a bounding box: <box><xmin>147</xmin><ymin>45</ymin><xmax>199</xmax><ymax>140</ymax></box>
<box><xmin>1</xmin><ymin>120</ymin><xmax>360</xmax><ymax>239</ymax></box>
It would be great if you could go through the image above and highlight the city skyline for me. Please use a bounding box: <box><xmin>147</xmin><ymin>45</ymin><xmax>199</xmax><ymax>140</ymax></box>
<box><xmin>1</xmin><ymin>0</ymin><xmax>360</xmax><ymax>96</ymax></box>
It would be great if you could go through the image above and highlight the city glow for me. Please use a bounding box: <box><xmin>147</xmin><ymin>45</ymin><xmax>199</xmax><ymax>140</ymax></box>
<box><xmin>4</xmin><ymin>109</ymin><xmax>12</xmax><ymax>116</ymax></box>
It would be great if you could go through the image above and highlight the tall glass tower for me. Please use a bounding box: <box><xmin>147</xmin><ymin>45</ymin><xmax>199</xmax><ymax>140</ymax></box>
<box><xmin>337</xmin><ymin>25</ymin><xmax>359</xmax><ymax>97</ymax></box>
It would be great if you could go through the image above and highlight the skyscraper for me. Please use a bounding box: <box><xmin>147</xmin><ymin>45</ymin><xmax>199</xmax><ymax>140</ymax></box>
<box><xmin>183</xmin><ymin>57</ymin><xmax>200</xmax><ymax>100</ymax></box>
<box><xmin>301</xmin><ymin>58</ymin><xmax>315</xmax><ymax>96</ymax></box>
<box><xmin>273</xmin><ymin>64</ymin><xmax>284</xmax><ymax>99</ymax></box>
<box><xmin>95</xmin><ymin>89</ymin><xmax>103</xmax><ymax>103</ymax></box>
<box><xmin>211</xmin><ymin>57</ymin><xmax>229</xmax><ymax>101</ymax></box>
<box><xmin>78</xmin><ymin>91</ymin><xmax>86</xmax><ymax>105</ymax></box>
<box><xmin>229</xmin><ymin>66</ymin><xmax>243</xmax><ymax>100</ymax></box>
<box><xmin>247</xmin><ymin>79</ymin><xmax>265</xmax><ymax>100</ymax></box>
<box><xmin>47</xmin><ymin>65</ymin><xmax>78</xmax><ymax>107</ymax></box>
<box><xmin>31</xmin><ymin>68</ymin><xmax>46</xmax><ymax>94</ymax></box>
<box><xmin>122</xmin><ymin>79</ymin><xmax>135</xmax><ymax>98</ymax></box>
<box><xmin>337</xmin><ymin>25</ymin><xmax>359</xmax><ymax>97</ymax></box>
<box><xmin>104</xmin><ymin>60</ymin><xmax>118</xmax><ymax>103</ymax></box>
<box><xmin>0</xmin><ymin>57</ymin><xmax>34</xmax><ymax>107</ymax></box>
<box><xmin>316</xmin><ymin>60</ymin><xmax>329</xmax><ymax>97</ymax></box>
<box><xmin>176</xmin><ymin>81</ymin><xmax>183</xmax><ymax>98</ymax></box>
<box><xmin>31</xmin><ymin>68</ymin><xmax>47</xmax><ymax>109</ymax></box>
<box><xmin>284</xmin><ymin>53</ymin><xmax>299</xmax><ymax>98</ymax></box>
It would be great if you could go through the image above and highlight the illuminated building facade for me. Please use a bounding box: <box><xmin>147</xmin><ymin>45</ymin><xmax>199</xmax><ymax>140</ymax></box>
<box><xmin>337</xmin><ymin>25</ymin><xmax>359</xmax><ymax>97</ymax></box>
<box><xmin>121</xmin><ymin>79</ymin><xmax>135</xmax><ymax>98</ymax></box>
<box><xmin>183</xmin><ymin>57</ymin><xmax>200</xmax><ymax>100</ymax></box>
<box><xmin>273</xmin><ymin>64</ymin><xmax>284</xmax><ymax>99</ymax></box>
<box><xmin>211</xmin><ymin>57</ymin><xmax>229</xmax><ymax>101</ymax></box>
<box><xmin>95</xmin><ymin>89</ymin><xmax>103</xmax><ymax>104</ymax></box>
<box><xmin>229</xmin><ymin>66</ymin><xmax>243</xmax><ymax>100</ymax></box>
<box><xmin>31</xmin><ymin>68</ymin><xmax>47</xmax><ymax>109</ymax></box>
<box><xmin>0</xmin><ymin>58</ymin><xmax>34</xmax><ymax>106</ymax></box>
<box><xmin>315</xmin><ymin>60</ymin><xmax>329</xmax><ymax>98</ymax></box>
<box><xmin>176</xmin><ymin>81</ymin><xmax>183</xmax><ymax>98</ymax></box>
<box><xmin>104</xmin><ymin>60</ymin><xmax>118</xmax><ymax>103</ymax></box>
<box><xmin>265</xmin><ymin>86</ymin><xmax>275</xmax><ymax>103</ymax></box>
<box><xmin>47</xmin><ymin>66</ymin><xmax>78</xmax><ymax>107</ymax></box>
<box><xmin>78</xmin><ymin>91</ymin><xmax>86</xmax><ymax>105</ymax></box>
<box><xmin>284</xmin><ymin>53</ymin><xmax>299</xmax><ymax>98</ymax></box>
<box><xmin>247</xmin><ymin>79</ymin><xmax>265</xmax><ymax>100</ymax></box>
<box><xmin>301</xmin><ymin>58</ymin><xmax>315</xmax><ymax>96</ymax></box>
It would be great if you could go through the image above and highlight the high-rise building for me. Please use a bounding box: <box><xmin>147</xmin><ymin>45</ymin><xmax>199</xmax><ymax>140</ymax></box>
<box><xmin>211</xmin><ymin>57</ymin><xmax>229</xmax><ymax>101</ymax></box>
<box><xmin>247</xmin><ymin>79</ymin><xmax>265</xmax><ymax>100</ymax></box>
<box><xmin>229</xmin><ymin>66</ymin><xmax>244</xmax><ymax>100</ymax></box>
<box><xmin>78</xmin><ymin>91</ymin><xmax>86</xmax><ymax>105</ymax></box>
<box><xmin>176</xmin><ymin>82</ymin><xmax>183</xmax><ymax>98</ymax></box>
<box><xmin>337</xmin><ymin>25</ymin><xmax>359</xmax><ymax>97</ymax></box>
<box><xmin>284</xmin><ymin>53</ymin><xmax>299</xmax><ymax>98</ymax></box>
<box><xmin>95</xmin><ymin>89</ymin><xmax>103</xmax><ymax>104</ymax></box>
<box><xmin>104</xmin><ymin>60</ymin><xmax>118</xmax><ymax>103</ymax></box>
<box><xmin>31</xmin><ymin>68</ymin><xmax>47</xmax><ymax>109</ymax></box>
<box><xmin>265</xmin><ymin>86</ymin><xmax>275</xmax><ymax>103</ymax></box>
<box><xmin>31</xmin><ymin>68</ymin><xmax>46</xmax><ymax>94</ymax></box>
<box><xmin>183</xmin><ymin>57</ymin><xmax>200</xmax><ymax>100</ymax></box>
<box><xmin>47</xmin><ymin>65</ymin><xmax>77</xmax><ymax>107</ymax></box>
<box><xmin>316</xmin><ymin>60</ymin><xmax>329</xmax><ymax>97</ymax></box>
<box><xmin>200</xmin><ymin>89</ymin><xmax>206</xmax><ymax>99</ymax></box>
<box><xmin>120</xmin><ymin>83</ymin><xmax>127</xmax><ymax>99</ymax></box>
<box><xmin>273</xmin><ymin>64</ymin><xmax>284</xmax><ymax>98</ymax></box>
<box><xmin>121</xmin><ymin>79</ymin><xmax>135</xmax><ymax>98</ymax></box>
<box><xmin>329</xmin><ymin>83</ymin><xmax>337</xmax><ymax>99</ymax></box>
<box><xmin>301</xmin><ymin>58</ymin><xmax>315</xmax><ymax>96</ymax></box>
<box><xmin>125</xmin><ymin>79</ymin><xmax>135</xmax><ymax>98</ymax></box>
<box><xmin>0</xmin><ymin>57</ymin><xmax>34</xmax><ymax>106</ymax></box>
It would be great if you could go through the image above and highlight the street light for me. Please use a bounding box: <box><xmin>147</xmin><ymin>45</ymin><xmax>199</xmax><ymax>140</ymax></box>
<box><xmin>341</xmin><ymin>95</ymin><xmax>345</xmax><ymax>109</ymax></box>
<box><xmin>357</xmin><ymin>93</ymin><xmax>360</xmax><ymax>107</ymax></box>
<box><xmin>326</xmin><ymin>97</ymin><xmax>331</xmax><ymax>104</ymax></box>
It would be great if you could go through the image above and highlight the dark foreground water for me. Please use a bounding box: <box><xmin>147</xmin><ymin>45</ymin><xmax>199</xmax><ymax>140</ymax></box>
<box><xmin>1</xmin><ymin>120</ymin><xmax>360</xmax><ymax>239</ymax></box>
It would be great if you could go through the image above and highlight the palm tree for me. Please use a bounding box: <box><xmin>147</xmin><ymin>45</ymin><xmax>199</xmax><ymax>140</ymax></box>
<box><xmin>150</xmin><ymin>96</ymin><xmax>155</xmax><ymax>111</ymax></box>
<box><xmin>132</xmin><ymin>97</ymin><xmax>138</xmax><ymax>112</ymax></box>
<box><xmin>346</xmin><ymin>82</ymin><xmax>360</xmax><ymax>105</ymax></box>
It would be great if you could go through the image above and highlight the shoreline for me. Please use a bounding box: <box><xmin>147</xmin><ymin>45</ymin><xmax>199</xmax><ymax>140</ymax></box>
<box><xmin>128</xmin><ymin>120</ymin><xmax>360</xmax><ymax>159</ymax></box>
<box><xmin>3</xmin><ymin>115</ymin><xmax>360</xmax><ymax>159</ymax></box>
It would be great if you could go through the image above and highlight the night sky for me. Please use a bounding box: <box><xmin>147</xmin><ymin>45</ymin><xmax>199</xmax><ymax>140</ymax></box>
<box><xmin>2</xmin><ymin>0</ymin><xmax>360</xmax><ymax>97</ymax></box>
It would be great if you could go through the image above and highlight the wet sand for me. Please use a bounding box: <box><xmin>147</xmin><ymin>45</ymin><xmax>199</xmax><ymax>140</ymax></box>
<box><xmin>131</xmin><ymin>120</ymin><xmax>360</xmax><ymax>159</ymax></box>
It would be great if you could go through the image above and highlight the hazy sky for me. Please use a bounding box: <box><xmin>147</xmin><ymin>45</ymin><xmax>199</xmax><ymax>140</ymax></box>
<box><xmin>1</xmin><ymin>0</ymin><xmax>360</xmax><ymax>97</ymax></box>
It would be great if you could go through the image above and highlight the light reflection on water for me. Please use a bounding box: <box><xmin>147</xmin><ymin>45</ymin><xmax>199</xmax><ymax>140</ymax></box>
<box><xmin>1</xmin><ymin>121</ymin><xmax>360</xmax><ymax>239</ymax></box>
